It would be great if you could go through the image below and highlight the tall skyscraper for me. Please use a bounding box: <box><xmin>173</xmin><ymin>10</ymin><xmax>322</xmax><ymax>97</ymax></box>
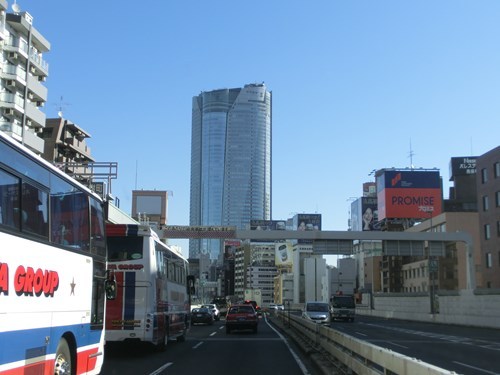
<box><xmin>189</xmin><ymin>83</ymin><xmax>272</xmax><ymax>260</ymax></box>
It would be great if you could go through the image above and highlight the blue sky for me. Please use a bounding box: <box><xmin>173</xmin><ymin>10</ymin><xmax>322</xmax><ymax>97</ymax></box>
<box><xmin>17</xmin><ymin>1</ymin><xmax>500</xmax><ymax>259</ymax></box>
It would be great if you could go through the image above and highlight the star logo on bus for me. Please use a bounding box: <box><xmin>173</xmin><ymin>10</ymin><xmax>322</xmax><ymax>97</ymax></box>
<box><xmin>70</xmin><ymin>278</ymin><xmax>76</xmax><ymax>296</ymax></box>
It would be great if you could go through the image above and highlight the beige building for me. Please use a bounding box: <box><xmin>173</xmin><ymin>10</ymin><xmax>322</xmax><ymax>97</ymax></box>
<box><xmin>41</xmin><ymin>117</ymin><xmax>94</xmax><ymax>184</ymax></box>
<box><xmin>406</xmin><ymin>211</ymin><xmax>481</xmax><ymax>290</ymax></box>
<box><xmin>131</xmin><ymin>190</ymin><xmax>170</xmax><ymax>226</ymax></box>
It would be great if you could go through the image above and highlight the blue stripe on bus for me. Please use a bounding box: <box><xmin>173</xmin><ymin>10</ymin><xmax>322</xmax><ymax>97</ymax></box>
<box><xmin>125</xmin><ymin>225</ymin><xmax>139</xmax><ymax>236</ymax></box>
<box><xmin>124</xmin><ymin>271</ymin><xmax>136</xmax><ymax>330</ymax></box>
<box><xmin>0</xmin><ymin>323</ymin><xmax>102</xmax><ymax>366</ymax></box>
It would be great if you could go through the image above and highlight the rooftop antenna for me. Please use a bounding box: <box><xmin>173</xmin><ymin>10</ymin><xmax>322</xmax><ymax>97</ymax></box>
<box><xmin>11</xmin><ymin>1</ymin><xmax>21</xmax><ymax>13</ymax></box>
<box><xmin>408</xmin><ymin>139</ymin><xmax>415</xmax><ymax>169</ymax></box>
<box><xmin>135</xmin><ymin>160</ymin><xmax>138</xmax><ymax>190</ymax></box>
<box><xmin>54</xmin><ymin>96</ymin><xmax>71</xmax><ymax>118</ymax></box>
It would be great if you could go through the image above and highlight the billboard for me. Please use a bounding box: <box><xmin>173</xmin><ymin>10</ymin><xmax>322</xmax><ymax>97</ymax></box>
<box><xmin>449</xmin><ymin>157</ymin><xmax>477</xmax><ymax>179</ymax></box>
<box><xmin>250</xmin><ymin>220</ymin><xmax>286</xmax><ymax>243</ymax></box>
<box><xmin>250</xmin><ymin>219</ymin><xmax>286</xmax><ymax>231</ymax></box>
<box><xmin>224</xmin><ymin>240</ymin><xmax>240</xmax><ymax>260</ymax></box>
<box><xmin>351</xmin><ymin>197</ymin><xmax>380</xmax><ymax>231</ymax></box>
<box><xmin>376</xmin><ymin>170</ymin><xmax>442</xmax><ymax>220</ymax></box>
<box><xmin>275</xmin><ymin>242</ymin><xmax>293</xmax><ymax>266</ymax></box>
<box><xmin>293</xmin><ymin>214</ymin><xmax>321</xmax><ymax>244</ymax></box>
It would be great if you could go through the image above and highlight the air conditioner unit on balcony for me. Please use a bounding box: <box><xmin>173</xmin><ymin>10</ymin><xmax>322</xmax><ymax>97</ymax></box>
<box><xmin>8</xmin><ymin>52</ymin><xmax>18</xmax><ymax>60</ymax></box>
<box><xmin>30</xmin><ymin>66</ymin><xmax>36</xmax><ymax>74</ymax></box>
<box><xmin>36</xmin><ymin>101</ymin><xmax>44</xmax><ymax>107</ymax></box>
<box><xmin>4</xmin><ymin>108</ymin><xmax>14</xmax><ymax>116</ymax></box>
<box><xmin>26</xmin><ymin>120</ymin><xmax>32</xmax><ymax>126</ymax></box>
<box><xmin>28</xmin><ymin>92</ymin><xmax>34</xmax><ymax>100</ymax></box>
<box><xmin>7</xmin><ymin>80</ymin><xmax>15</xmax><ymax>87</ymax></box>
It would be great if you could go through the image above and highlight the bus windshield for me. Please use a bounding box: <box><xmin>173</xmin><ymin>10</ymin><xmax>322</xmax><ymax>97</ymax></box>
<box><xmin>107</xmin><ymin>236</ymin><xmax>144</xmax><ymax>261</ymax></box>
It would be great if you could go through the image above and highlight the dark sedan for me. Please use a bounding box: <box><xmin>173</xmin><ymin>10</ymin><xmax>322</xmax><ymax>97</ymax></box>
<box><xmin>191</xmin><ymin>307</ymin><xmax>214</xmax><ymax>325</ymax></box>
<box><xmin>225</xmin><ymin>304</ymin><xmax>259</xmax><ymax>334</ymax></box>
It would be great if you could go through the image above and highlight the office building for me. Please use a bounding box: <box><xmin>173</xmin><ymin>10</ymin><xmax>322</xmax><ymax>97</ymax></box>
<box><xmin>189</xmin><ymin>83</ymin><xmax>272</xmax><ymax>260</ymax></box>
<box><xmin>476</xmin><ymin>146</ymin><xmax>500</xmax><ymax>288</ymax></box>
<box><xmin>0</xmin><ymin>5</ymin><xmax>50</xmax><ymax>154</ymax></box>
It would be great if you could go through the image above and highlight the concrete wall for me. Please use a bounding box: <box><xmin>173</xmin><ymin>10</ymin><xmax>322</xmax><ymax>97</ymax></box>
<box><xmin>358</xmin><ymin>289</ymin><xmax>500</xmax><ymax>329</ymax></box>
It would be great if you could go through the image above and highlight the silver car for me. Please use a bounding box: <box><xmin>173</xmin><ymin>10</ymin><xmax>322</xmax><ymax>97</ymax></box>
<box><xmin>302</xmin><ymin>301</ymin><xmax>331</xmax><ymax>325</ymax></box>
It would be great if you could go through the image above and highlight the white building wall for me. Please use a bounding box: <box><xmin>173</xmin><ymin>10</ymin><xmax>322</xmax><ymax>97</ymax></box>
<box><xmin>304</xmin><ymin>257</ymin><xmax>327</xmax><ymax>302</ymax></box>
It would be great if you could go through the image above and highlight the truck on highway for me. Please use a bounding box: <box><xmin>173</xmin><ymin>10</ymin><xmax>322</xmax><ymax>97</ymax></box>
<box><xmin>330</xmin><ymin>294</ymin><xmax>356</xmax><ymax>322</ymax></box>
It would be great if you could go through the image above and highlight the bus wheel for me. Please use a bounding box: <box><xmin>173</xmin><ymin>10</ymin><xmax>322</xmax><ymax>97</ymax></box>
<box><xmin>54</xmin><ymin>338</ymin><xmax>72</xmax><ymax>375</ymax></box>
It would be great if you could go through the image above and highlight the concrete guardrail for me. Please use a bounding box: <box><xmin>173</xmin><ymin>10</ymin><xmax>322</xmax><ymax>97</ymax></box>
<box><xmin>276</xmin><ymin>311</ymin><xmax>456</xmax><ymax>375</ymax></box>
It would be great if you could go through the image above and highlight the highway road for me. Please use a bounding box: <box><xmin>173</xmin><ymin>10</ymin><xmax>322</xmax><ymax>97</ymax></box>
<box><xmin>101</xmin><ymin>314</ymin><xmax>320</xmax><ymax>375</ymax></box>
<box><xmin>332</xmin><ymin>315</ymin><xmax>500</xmax><ymax>375</ymax></box>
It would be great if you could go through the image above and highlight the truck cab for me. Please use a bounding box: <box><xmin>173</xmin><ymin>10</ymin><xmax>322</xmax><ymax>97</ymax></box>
<box><xmin>330</xmin><ymin>294</ymin><xmax>355</xmax><ymax>322</ymax></box>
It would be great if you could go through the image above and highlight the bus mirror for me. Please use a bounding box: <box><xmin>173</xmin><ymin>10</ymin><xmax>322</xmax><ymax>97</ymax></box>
<box><xmin>105</xmin><ymin>279</ymin><xmax>117</xmax><ymax>300</ymax></box>
<box><xmin>105</xmin><ymin>270</ymin><xmax>117</xmax><ymax>300</ymax></box>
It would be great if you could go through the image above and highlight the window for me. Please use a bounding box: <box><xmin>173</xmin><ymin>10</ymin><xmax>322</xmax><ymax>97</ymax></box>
<box><xmin>0</xmin><ymin>168</ymin><xmax>21</xmax><ymax>230</ymax></box>
<box><xmin>21</xmin><ymin>181</ymin><xmax>48</xmax><ymax>238</ymax></box>
<box><xmin>496</xmin><ymin>191</ymin><xmax>500</xmax><ymax>207</ymax></box>
<box><xmin>485</xmin><ymin>224</ymin><xmax>491</xmax><ymax>240</ymax></box>
<box><xmin>486</xmin><ymin>253</ymin><xmax>492</xmax><ymax>268</ymax></box>
<box><xmin>483</xmin><ymin>195</ymin><xmax>489</xmax><ymax>211</ymax></box>
<box><xmin>90</xmin><ymin>198</ymin><xmax>106</xmax><ymax>257</ymax></box>
<box><xmin>0</xmin><ymin>168</ymin><xmax>48</xmax><ymax>239</ymax></box>
<box><xmin>481</xmin><ymin>168</ymin><xmax>488</xmax><ymax>183</ymax></box>
<box><xmin>495</xmin><ymin>162</ymin><xmax>500</xmax><ymax>178</ymax></box>
<box><xmin>50</xmin><ymin>175</ymin><xmax>89</xmax><ymax>249</ymax></box>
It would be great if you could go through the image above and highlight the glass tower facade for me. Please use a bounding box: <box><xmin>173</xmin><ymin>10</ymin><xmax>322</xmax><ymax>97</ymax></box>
<box><xmin>189</xmin><ymin>84</ymin><xmax>272</xmax><ymax>260</ymax></box>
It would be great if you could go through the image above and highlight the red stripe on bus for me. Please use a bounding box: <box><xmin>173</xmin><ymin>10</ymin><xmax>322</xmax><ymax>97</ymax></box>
<box><xmin>76</xmin><ymin>346</ymin><xmax>100</xmax><ymax>374</ymax></box>
<box><xmin>1</xmin><ymin>346</ymin><xmax>100</xmax><ymax>375</ymax></box>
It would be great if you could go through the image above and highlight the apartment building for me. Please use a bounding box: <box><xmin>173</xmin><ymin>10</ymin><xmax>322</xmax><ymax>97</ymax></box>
<box><xmin>0</xmin><ymin>4</ymin><xmax>50</xmax><ymax>154</ymax></box>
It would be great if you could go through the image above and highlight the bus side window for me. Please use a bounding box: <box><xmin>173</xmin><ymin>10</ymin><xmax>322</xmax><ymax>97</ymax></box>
<box><xmin>0</xmin><ymin>169</ymin><xmax>21</xmax><ymax>230</ymax></box>
<box><xmin>18</xmin><ymin>182</ymin><xmax>48</xmax><ymax>239</ymax></box>
<box><xmin>156</xmin><ymin>246</ymin><xmax>165</xmax><ymax>278</ymax></box>
<box><xmin>50</xmin><ymin>176</ymin><xmax>88</xmax><ymax>249</ymax></box>
<box><xmin>168</xmin><ymin>260</ymin><xmax>174</xmax><ymax>282</ymax></box>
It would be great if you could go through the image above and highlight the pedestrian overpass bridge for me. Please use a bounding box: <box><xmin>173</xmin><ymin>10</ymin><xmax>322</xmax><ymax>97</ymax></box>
<box><xmin>160</xmin><ymin>226</ymin><xmax>475</xmax><ymax>289</ymax></box>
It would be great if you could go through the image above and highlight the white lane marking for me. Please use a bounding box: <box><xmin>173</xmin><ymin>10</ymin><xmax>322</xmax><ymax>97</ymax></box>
<box><xmin>355</xmin><ymin>332</ymin><xmax>368</xmax><ymax>337</ymax></box>
<box><xmin>192</xmin><ymin>341</ymin><xmax>204</xmax><ymax>349</ymax></box>
<box><xmin>265</xmin><ymin>315</ymin><xmax>311</xmax><ymax>375</ymax></box>
<box><xmin>209</xmin><ymin>331</ymin><xmax>217</xmax><ymax>336</ymax></box>
<box><xmin>453</xmin><ymin>361</ymin><xmax>500</xmax><ymax>375</ymax></box>
<box><xmin>387</xmin><ymin>341</ymin><xmax>408</xmax><ymax>349</ymax></box>
<box><xmin>148</xmin><ymin>362</ymin><xmax>173</xmax><ymax>375</ymax></box>
<box><xmin>364</xmin><ymin>322</ymin><xmax>500</xmax><ymax>351</ymax></box>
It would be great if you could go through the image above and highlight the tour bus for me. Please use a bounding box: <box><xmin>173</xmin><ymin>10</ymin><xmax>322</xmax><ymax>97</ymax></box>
<box><xmin>105</xmin><ymin>223</ymin><xmax>193</xmax><ymax>350</ymax></box>
<box><xmin>0</xmin><ymin>131</ymin><xmax>113</xmax><ymax>374</ymax></box>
